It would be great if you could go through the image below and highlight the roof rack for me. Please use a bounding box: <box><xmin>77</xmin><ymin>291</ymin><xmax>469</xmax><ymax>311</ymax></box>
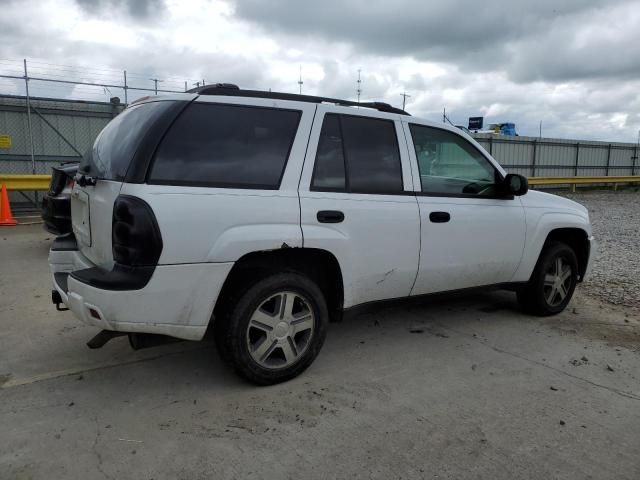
<box><xmin>187</xmin><ymin>83</ymin><xmax>409</xmax><ymax>115</ymax></box>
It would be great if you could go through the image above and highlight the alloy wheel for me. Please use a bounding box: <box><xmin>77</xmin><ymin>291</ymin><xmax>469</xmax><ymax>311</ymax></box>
<box><xmin>543</xmin><ymin>257</ymin><xmax>573</xmax><ymax>307</ymax></box>
<box><xmin>246</xmin><ymin>291</ymin><xmax>315</xmax><ymax>369</ymax></box>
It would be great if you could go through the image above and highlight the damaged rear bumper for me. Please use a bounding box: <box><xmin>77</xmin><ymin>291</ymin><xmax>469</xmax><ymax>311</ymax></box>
<box><xmin>49</xmin><ymin>235</ymin><xmax>233</xmax><ymax>341</ymax></box>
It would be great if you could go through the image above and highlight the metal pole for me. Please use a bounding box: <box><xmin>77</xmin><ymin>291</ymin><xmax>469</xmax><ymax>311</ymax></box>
<box><xmin>123</xmin><ymin>70</ymin><xmax>128</xmax><ymax>105</ymax></box>
<box><xmin>488</xmin><ymin>135</ymin><xmax>493</xmax><ymax>155</ymax></box>
<box><xmin>184</xmin><ymin>81</ymin><xmax>187</xmax><ymax>92</ymax></box>
<box><xmin>531</xmin><ymin>139</ymin><xmax>537</xmax><ymax>177</ymax></box>
<box><xmin>154</xmin><ymin>79</ymin><xmax>158</xmax><ymax>95</ymax></box>
<box><xmin>573</xmin><ymin>142</ymin><xmax>580</xmax><ymax>192</ymax></box>
<box><xmin>23</xmin><ymin>59</ymin><xmax>36</xmax><ymax>176</ymax></box>
<box><xmin>606</xmin><ymin>143</ymin><xmax>612</xmax><ymax>176</ymax></box>
<box><xmin>634</xmin><ymin>130</ymin><xmax>640</xmax><ymax>176</ymax></box>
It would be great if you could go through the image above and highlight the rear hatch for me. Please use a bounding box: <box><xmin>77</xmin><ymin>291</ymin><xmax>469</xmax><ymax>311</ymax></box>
<box><xmin>71</xmin><ymin>100</ymin><xmax>181</xmax><ymax>269</ymax></box>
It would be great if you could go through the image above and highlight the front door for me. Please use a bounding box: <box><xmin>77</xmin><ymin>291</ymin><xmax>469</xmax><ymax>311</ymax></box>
<box><xmin>404</xmin><ymin>122</ymin><xmax>526</xmax><ymax>295</ymax></box>
<box><xmin>299</xmin><ymin>107</ymin><xmax>421</xmax><ymax>308</ymax></box>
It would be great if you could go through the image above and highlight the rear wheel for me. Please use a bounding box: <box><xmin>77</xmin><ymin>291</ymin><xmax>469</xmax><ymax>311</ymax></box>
<box><xmin>517</xmin><ymin>242</ymin><xmax>578</xmax><ymax>316</ymax></box>
<box><xmin>215</xmin><ymin>273</ymin><xmax>328</xmax><ymax>385</ymax></box>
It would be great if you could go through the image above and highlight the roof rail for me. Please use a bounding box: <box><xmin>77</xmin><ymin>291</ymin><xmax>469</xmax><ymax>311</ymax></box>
<box><xmin>187</xmin><ymin>83</ymin><xmax>409</xmax><ymax>115</ymax></box>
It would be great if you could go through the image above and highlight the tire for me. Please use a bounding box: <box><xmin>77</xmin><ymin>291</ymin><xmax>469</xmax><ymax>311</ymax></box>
<box><xmin>517</xmin><ymin>241</ymin><xmax>578</xmax><ymax>316</ymax></box>
<box><xmin>215</xmin><ymin>272</ymin><xmax>329</xmax><ymax>385</ymax></box>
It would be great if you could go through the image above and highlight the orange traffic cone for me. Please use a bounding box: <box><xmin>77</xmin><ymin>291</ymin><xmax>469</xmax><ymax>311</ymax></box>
<box><xmin>0</xmin><ymin>184</ymin><xmax>18</xmax><ymax>226</ymax></box>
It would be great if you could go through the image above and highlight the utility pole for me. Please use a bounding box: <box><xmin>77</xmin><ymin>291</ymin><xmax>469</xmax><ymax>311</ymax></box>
<box><xmin>150</xmin><ymin>78</ymin><xmax>162</xmax><ymax>95</ymax></box>
<box><xmin>298</xmin><ymin>65</ymin><xmax>303</xmax><ymax>94</ymax></box>
<box><xmin>539</xmin><ymin>120</ymin><xmax>542</xmax><ymax>138</ymax></box>
<box><xmin>193</xmin><ymin>81</ymin><xmax>200</xmax><ymax>89</ymax></box>
<box><xmin>400</xmin><ymin>92</ymin><xmax>410</xmax><ymax>111</ymax></box>
<box><xmin>356</xmin><ymin>69</ymin><xmax>362</xmax><ymax>104</ymax></box>
<box><xmin>443</xmin><ymin>107</ymin><xmax>446</xmax><ymax>124</ymax></box>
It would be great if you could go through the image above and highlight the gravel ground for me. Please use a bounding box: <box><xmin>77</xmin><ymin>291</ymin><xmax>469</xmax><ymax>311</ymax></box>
<box><xmin>561</xmin><ymin>189</ymin><xmax>640</xmax><ymax>310</ymax></box>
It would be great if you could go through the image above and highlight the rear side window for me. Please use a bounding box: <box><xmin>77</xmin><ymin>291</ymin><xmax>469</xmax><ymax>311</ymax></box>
<box><xmin>148</xmin><ymin>103</ymin><xmax>301</xmax><ymax>189</ymax></box>
<box><xmin>81</xmin><ymin>101</ymin><xmax>172</xmax><ymax>181</ymax></box>
<box><xmin>310</xmin><ymin>114</ymin><xmax>346</xmax><ymax>191</ymax></box>
<box><xmin>311</xmin><ymin>114</ymin><xmax>403</xmax><ymax>194</ymax></box>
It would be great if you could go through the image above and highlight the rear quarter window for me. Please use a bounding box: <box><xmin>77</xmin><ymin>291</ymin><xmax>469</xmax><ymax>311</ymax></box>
<box><xmin>147</xmin><ymin>103</ymin><xmax>301</xmax><ymax>189</ymax></box>
<box><xmin>81</xmin><ymin>101</ymin><xmax>173</xmax><ymax>181</ymax></box>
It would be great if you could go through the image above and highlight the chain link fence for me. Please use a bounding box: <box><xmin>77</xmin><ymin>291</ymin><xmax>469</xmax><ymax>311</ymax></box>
<box><xmin>0</xmin><ymin>58</ymin><xmax>639</xmax><ymax>210</ymax></box>
<box><xmin>0</xmin><ymin>94</ymin><xmax>123</xmax><ymax>205</ymax></box>
<box><xmin>0</xmin><ymin>58</ymin><xmax>195</xmax><ymax>207</ymax></box>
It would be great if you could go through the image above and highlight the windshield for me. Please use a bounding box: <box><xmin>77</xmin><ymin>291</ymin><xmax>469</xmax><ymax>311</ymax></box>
<box><xmin>80</xmin><ymin>101</ymin><xmax>172</xmax><ymax>181</ymax></box>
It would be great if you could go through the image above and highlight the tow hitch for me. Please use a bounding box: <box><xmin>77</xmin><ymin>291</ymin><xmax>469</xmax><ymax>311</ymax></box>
<box><xmin>51</xmin><ymin>289</ymin><xmax>69</xmax><ymax>311</ymax></box>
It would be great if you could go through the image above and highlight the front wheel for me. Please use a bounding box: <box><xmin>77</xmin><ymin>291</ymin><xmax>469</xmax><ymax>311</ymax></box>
<box><xmin>517</xmin><ymin>242</ymin><xmax>578</xmax><ymax>316</ymax></box>
<box><xmin>215</xmin><ymin>273</ymin><xmax>328</xmax><ymax>385</ymax></box>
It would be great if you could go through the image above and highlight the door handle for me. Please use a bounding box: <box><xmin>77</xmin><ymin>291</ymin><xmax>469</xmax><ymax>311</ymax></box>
<box><xmin>429</xmin><ymin>211</ymin><xmax>450</xmax><ymax>223</ymax></box>
<box><xmin>317</xmin><ymin>210</ymin><xmax>345</xmax><ymax>223</ymax></box>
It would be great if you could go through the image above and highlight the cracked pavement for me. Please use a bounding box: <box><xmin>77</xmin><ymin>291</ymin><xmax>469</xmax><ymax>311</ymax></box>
<box><xmin>1</xmin><ymin>223</ymin><xmax>639</xmax><ymax>479</ymax></box>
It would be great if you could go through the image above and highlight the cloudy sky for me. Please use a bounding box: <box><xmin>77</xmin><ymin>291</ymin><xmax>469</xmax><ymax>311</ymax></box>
<box><xmin>1</xmin><ymin>0</ymin><xmax>639</xmax><ymax>141</ymax></box>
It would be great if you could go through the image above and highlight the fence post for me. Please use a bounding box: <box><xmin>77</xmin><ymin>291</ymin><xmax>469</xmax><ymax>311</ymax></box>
<box><xmin>633</xmin><ymin>145</ymin><xmax>638</xmax><ymax>176</ymax></box>
<box><xmin>123</xmin><ymin>70</ymin><xmax>128</xmax><ymax>106</ymax></box>
<box><xmin>606</xmin><ymin>143</ymin><xmax>612</xmax><ymax>176</ymax></box>
<box><xmin>573</xmin><ymin>142</ymin><xmax>580</xmax><ymax>192</ymax></box>
<box><xmin>23</xmin><ymin>59</ymin><xmax>36</xmax><ymax>176</ymax></box>
<box><xmin>531</xmin><ymin>139</ymin><xmax>537</xmax><ymax>178</ymax></box>
<box><xmin>488</xmin><ymin>135</ymin><xmax>493</xmax><ymax>155</ymax></box>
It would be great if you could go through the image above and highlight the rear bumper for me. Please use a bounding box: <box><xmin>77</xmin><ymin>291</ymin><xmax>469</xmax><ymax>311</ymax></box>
<box><xmin>50</xmin><ymin>245</ymin><xmax>233</xmax><ymax>341</ymax></box>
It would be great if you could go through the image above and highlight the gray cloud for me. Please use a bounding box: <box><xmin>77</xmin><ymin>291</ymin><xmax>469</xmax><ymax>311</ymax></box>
<box><xmin>0</xmin><ymin>0</ymin><xmax>639</xmax><ymax>142</ymax></box>
<box><xmin>232</xmin><ymin>0</ymin><xmax>639</xmax><ymax>82</ymax></box>
<box><xmin>75</xmin><ymin>0</ymin><xmax>166</xmax><ymax>19</ymax></box>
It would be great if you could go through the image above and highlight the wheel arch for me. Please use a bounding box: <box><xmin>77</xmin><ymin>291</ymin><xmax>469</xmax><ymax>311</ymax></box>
<box><xmin>512</xmin><ymin>210</ymin><xmax>592</xmax><ymax>284</ymax></box>
<box><xmin>212</xmin><ymin>247</ymin><xmax>345</xmax><ymax>326</ymax></box>
<box><xmin>542</xmin><ymin>227</ymin><xmax>590</xmax><ymax>281</ymax></box>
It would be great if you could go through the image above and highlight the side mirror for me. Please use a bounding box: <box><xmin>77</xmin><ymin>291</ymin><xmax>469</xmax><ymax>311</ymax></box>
<box><xmin>504</xmin><ymin>173</ymin><xmax>528</xmax><ymax>196</ymax></box>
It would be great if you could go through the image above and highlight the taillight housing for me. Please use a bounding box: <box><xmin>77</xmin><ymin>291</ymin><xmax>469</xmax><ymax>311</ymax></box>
<box><xmin>112</xmin><ymin>195</ymin><xmax>163</xmax><ymax>267</ymax></box>
<box><xmin>49</xmin><ymin>169</ymin><xmax>68</xmax><ymax>195</ymax></box>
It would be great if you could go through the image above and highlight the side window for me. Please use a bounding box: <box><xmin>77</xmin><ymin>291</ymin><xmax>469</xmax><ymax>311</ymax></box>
<box><xmin>311</xmin><ymin>113</ymin><xmax>403</xmax><ymax>194</ymax></box>
<box><xmin>409</xmin><ymin>124</ymin><xmax>499</xmax><ymax>196</ymax></box>
<box><xmin>311</xmin><ymin>114</ymin><xmax>346</xmax><ymax>191</ymax></box>
<box><xmin>148</xmin><ymin>103</ymin><xmax>301</xmax><ymax>189</ymax></box>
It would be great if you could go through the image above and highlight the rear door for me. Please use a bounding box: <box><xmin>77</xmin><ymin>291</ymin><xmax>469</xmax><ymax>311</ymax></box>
<box><xmin>404</xmin><ymin>122</ymin><xmax>526</xmax><ymax>295</ymax></box>
<box><xmin>298</xmin><ymin>106</ymin><xmax>420</xmax><ymax>308</ymax></box>
<box><xmin>71</xmin><ymin>100</ymin><xmax>179</xmax><ymax>269</ymax></box>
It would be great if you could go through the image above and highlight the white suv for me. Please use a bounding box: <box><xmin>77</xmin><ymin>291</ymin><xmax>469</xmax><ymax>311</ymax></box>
<box><xmin>49</xmin><ymin>85</ymin><xmax>594</xmax><ymax>384</ymax></box>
